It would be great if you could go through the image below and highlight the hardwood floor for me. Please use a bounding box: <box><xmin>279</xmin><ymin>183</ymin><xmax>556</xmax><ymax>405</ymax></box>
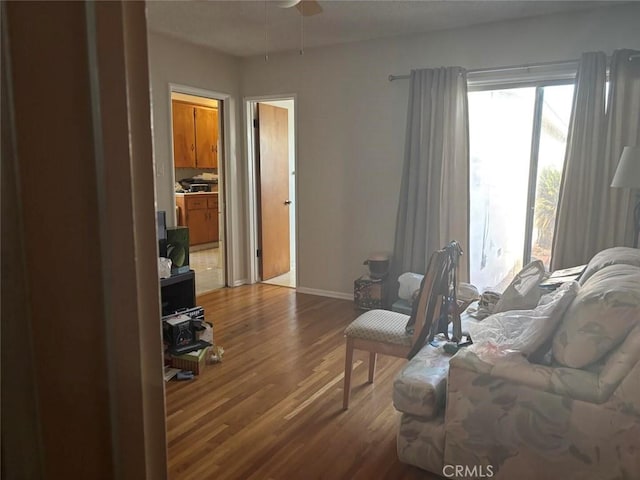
<box><xmin>165</xmin><ymin>284</ymin><xmax>440</xmax><ymax>479</ymax></box>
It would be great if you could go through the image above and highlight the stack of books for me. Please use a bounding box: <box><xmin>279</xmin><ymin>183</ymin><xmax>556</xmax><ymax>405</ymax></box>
<box><xmin>540</xmin><ymin>264</ymin><xmax>586</xmax><ymax>290</ymax></box>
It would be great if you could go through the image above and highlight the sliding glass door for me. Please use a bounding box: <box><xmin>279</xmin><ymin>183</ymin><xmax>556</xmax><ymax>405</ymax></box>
<box><xmin>468</xmin><ymin>83</ymin><xmax>574</xmax><ymax>291</ymax></box>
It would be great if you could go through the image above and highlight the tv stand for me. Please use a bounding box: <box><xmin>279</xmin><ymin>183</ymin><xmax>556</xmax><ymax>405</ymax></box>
<box><xmin>160</xmin><ymin>270</ymin><xmax>196</xmax><ymax>316</ymax></box>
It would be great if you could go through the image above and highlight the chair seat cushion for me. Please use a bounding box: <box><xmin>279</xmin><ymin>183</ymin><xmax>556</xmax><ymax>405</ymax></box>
<box><xmin>344</xmin><ymin>309</ymin><xmax>412</xmax><ymax>346</ymax></box>
<box><xmin>393</xmin><ymin>344</ymin><xmax>451</xmax><ymax>418</ymax></box>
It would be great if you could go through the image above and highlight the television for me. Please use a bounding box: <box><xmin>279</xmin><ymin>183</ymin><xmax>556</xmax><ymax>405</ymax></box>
<box><xmin>157</xmin><ymin>211</ymin><xmax>167</xmax><ymax>257</ymax></box>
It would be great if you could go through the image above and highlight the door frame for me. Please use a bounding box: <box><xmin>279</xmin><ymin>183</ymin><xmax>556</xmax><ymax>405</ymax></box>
<box><xmin>244</xmin><ymin>94</ymin><xmax>298</xmax><ymax>285</ymax></box>
<box><xmin>168</xmin><ymin>83</ymin><xmax>233</xmax><ymax>287</ymax></box>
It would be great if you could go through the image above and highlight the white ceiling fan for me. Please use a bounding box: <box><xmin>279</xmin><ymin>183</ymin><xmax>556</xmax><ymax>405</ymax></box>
<box><xmin>276</xmin><ymin>0</ymin><xmax>323</xmax><ymax>17</ymax></box>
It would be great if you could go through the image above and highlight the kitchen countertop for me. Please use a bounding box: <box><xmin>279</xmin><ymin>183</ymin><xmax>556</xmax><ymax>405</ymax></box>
<box><xmin>175</xmin><ymin>191</ymin><xmax>218</xmax><ymax>195</ymax></box>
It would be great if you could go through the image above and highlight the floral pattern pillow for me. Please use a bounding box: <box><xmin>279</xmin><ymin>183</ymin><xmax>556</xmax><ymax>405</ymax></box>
<box><xmin>553</xmin><ymin>264</ymin><xmax>640</xmax><ymax>368</ymax></box>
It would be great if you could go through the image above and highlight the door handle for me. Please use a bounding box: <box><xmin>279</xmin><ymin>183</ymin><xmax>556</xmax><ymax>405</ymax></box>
<box><xmin>284</xmin><ymin>200</ymin><xmax>292</xmax><ymax>205</ymax></box>
<box><xmin>191</xmin><ymin>144</ymin><xmax>195</xmax><ymax>151</ymax></box>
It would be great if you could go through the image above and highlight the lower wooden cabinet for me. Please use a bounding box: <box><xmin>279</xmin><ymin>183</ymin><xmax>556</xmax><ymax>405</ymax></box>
<box><xmin>175</xmin><ymin>193</ymin><xmax>219</xmax><ymax>246</ymax></box>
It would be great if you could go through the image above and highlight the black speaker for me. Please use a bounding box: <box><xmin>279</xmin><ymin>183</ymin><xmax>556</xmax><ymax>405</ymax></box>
<box><xmin>157</xmin><ymin>211</ymin><xmax>167</xmax><ymax>257</ymax></box>
<box><xmin>167</xmin><ymin>226</ymin><xmax>190</xmax><ymax>274</ymax></box>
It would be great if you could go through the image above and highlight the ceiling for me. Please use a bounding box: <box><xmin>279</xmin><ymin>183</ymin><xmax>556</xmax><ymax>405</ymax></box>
<box><xmin>146</xmin><ymin>1</ymin><xmax>618</xmax><ymax>58</ymax></box>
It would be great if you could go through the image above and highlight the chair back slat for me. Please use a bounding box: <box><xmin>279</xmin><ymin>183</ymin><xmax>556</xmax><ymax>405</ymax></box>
<box><xmin>406</xmin><ymin>241</ymin><xmax>463</xmax><ymax>358</ymax></box>
<box><xmin>407</xmin><ymin>250</ymin><xmax>448</xmax><ymax>344</ymax></box>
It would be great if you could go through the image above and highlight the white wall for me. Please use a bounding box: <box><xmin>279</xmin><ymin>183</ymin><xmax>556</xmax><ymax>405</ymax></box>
<box><xmin>240</xmin><ymin>4</ymin><xmax>640</xmax><ymax>295</ymax></box>
<box><xmin>147</xmin><ymin>32</ymin><xmax>248</xmax><ymax>284</ymax></box>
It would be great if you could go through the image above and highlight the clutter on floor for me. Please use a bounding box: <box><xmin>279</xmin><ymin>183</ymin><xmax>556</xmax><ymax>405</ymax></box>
<box><xmin>394</xmin><ymin>269</ymin><xmax>480</xmax><ymax>319</ymax></box>
<box><xmin>162</xmin><ymin>306</ymin><xmax>224</xmax><ymax>381</ymax></box>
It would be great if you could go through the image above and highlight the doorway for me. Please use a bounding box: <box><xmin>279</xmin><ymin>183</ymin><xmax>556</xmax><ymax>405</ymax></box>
<box><xmin>170</xmin><ymin>89</ymin><xmax>226</xmax><ymax>295</ymax></box>
<box><xmin>246</xmin><ymin>97</ymin><xmax>297</xmax><ymax>288</ymax></box>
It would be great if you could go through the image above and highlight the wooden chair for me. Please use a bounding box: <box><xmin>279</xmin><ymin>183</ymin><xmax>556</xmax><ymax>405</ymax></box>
<box><xmin>342</xmin><ymin>247</ymin><xmax>452</xmax><ymax>409</ymax></box>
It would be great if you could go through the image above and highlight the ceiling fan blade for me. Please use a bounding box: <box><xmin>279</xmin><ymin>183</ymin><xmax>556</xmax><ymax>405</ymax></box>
<box><xmin>296</xmin><ymin>0</ymin><xmax>322</xmax><ymax>17</ymax></box>
<box><xmin>277</xmin><ymin>0</ymin><xmax>301</xmax><ymax>8</ymax></box>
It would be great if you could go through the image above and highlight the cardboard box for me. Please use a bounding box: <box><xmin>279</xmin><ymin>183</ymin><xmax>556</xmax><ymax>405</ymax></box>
<box><xmin>171</xmin><ymin>347</ymin><xmax>209</xmax><ymax>375</ymax></box>
<box><xmin>162</xmin><ymin>313</ymin><xmax>195</xmax><ymax>349</ymax></box>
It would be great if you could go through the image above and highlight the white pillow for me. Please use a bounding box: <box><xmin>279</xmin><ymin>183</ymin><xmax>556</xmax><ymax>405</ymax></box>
<box><xmin>469</xmin><ymin>281</ymin><xmax>579</xmax><ymax>357</ymax></box>
<box><xmin>397</xmin><ymin>272</ymin><xmax>424</xmax><ymax>300</ymax></box>
<box><xmin>494</xmin><ymin>260</ymin><xmax>546</xmax><ymax>313</ymax></box>
<box><xmin>580</xmin><ymin>247</ymin><xmax>640</xmax><ymax>285</ymax></box>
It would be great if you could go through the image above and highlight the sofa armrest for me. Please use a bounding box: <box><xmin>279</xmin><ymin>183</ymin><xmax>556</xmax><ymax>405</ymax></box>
<box><xmin>394</xmin><ymin>344</ymin><xmax>450</xmax><ymax>418</ymax></box>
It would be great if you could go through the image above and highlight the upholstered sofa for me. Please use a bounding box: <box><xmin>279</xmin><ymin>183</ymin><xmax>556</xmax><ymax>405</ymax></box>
<box><xmin>394</xmin><ymin>247</ymin><xmax>640</xmax><ymax>479</ymax></box>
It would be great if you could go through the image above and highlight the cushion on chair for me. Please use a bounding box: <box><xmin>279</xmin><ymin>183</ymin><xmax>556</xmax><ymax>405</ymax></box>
<box><xmin>579</xmin><ymin>247</ymin><xmax>640</xmax><ymax>285</ymax></box>
<box><xmin>344</xmin><ymin>309</ymin><xmax>412</xmax><ymax>346</ymax></box>
<box><xmin>553</xmin><ymin>264</ymin><xmax>640</xmax><ymax>368</ymax></box>
<box><xmin>398</xmin><ymin>272</ymin><xmax>425</xmax><ymax>300</ymax></box>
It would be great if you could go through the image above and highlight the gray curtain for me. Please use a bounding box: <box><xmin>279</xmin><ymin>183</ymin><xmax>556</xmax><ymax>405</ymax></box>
<box><xmin>597</xmin><ymin>49</ymin><xmax>640</xmax><ymax>248</ymax></box>
<box><xmin>551</xmin><ymin>52</ymin><xmax>607</xmax><ymax>269</ymax></box>
<box><xmin>392</xmin><ymin>67</ymin><xmax>469</xmax><ymax>285</ymax></box>
<box><xmin>552</xmin><ymin>50</ymin><xmax>640</xmax><ymax>269</ymax></box>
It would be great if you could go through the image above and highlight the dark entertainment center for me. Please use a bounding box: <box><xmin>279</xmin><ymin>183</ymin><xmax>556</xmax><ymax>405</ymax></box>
<box><xmin>158</xmin><ymin>211</ymin><xmax>195</xmax><ymax>316</ymax></box>
<box><xmin>160</xmin><ymin>269</ymin><xmax>196</xmax><ymax>316</ymax></box>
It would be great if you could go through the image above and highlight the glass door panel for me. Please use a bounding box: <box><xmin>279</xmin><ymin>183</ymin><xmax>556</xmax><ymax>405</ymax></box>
<box><xmin>469</xmin><ymin>88</ymin><xmax>535</xmax><ymax>291</ymax></box>
<box><xmin>530</xmin><ymin>84</ymin><xmax>575</xmax><ymax>269</ymax></box>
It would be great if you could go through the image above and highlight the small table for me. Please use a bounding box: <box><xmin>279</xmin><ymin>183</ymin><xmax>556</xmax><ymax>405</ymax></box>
<box><xmin>354</xmin><ymin>275</ymin><xmax>389</xmax><ymax>310</ymax></box>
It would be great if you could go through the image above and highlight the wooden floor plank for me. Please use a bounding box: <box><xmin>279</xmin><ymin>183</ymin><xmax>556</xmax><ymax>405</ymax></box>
<box><xmin>165</xmin><ymin>284</ymin><xmax>439</xmax><ymax>479</ymax></box>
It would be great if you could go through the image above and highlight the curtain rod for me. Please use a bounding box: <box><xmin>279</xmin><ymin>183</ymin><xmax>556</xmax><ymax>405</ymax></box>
<box><xmin>388</xmin><ymin>54</ymin><xmax>639</xmax><ymax>82</ymax></box>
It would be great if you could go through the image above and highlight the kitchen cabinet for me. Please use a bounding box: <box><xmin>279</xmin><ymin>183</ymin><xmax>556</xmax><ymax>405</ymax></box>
<box><xmin>175</xmin><ymin>193</ymin><xmax>219</xmax><ymax>246</ymax></box>
<box><xmin>172</xmin><ymin>101</ymin><xmax>196</xmax><ymax>168</ymax></box>
<box><xmin>195</xmin><ymin>107</ymin><xmax>218</xmax><ymax>168</ymax></box>
<box><xmin>171</xmin><ymin>100</ymin><xmax>218</xmax><ymax>168</ymax></box>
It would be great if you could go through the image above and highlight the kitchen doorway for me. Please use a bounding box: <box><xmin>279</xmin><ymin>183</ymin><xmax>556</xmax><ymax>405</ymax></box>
<box><xmin>246</xmin><ymin>97</ymin><xmax>297</xmax><ymax>288</ymax></box>
<box><xmin>170</xmin><ymin>89</ymin><xmax>226</xmax><ymax>295</ymax></box>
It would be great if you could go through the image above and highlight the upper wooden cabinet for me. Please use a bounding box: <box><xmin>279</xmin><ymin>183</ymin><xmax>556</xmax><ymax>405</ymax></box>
<box><xmin>172</xmin><ymin>100</ymin><xmax>219</xmax><ymax>169</ymax></box>
<box><xmin>172</xmin><ymin>101</ymin><xmax>196</xmax><ymax>168</ymax></box>
<box><xmin>195</xmin><ymin>107</ymin><xmax>218</xmax><ymax>168</ymax></box>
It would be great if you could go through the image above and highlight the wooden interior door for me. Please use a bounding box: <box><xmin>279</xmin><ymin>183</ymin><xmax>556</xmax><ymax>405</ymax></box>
<box><xmin>172</xmin><ymin>101</ymin><xmax>195</xmax><ymax>167</ymax></box>
<box><xmin>257</xmin><ymin>103</ymin><xmax>290</xmax><ymax>281</ymax></box>
<box><xmin>195</xmin><ymin>106</ymin><xmax>218</xmax><ymax>168</ymax></box>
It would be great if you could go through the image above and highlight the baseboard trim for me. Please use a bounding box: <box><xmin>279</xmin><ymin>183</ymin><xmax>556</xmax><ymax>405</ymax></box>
<box><xmin>296</xmin><ymin>287</ymin><xmax>352</xmax><ymax>301</ymax></box>
<box><xmin>232</xmin><ymin>279</ymin><xmax>248</xmax><ymax>287</ymax></box>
